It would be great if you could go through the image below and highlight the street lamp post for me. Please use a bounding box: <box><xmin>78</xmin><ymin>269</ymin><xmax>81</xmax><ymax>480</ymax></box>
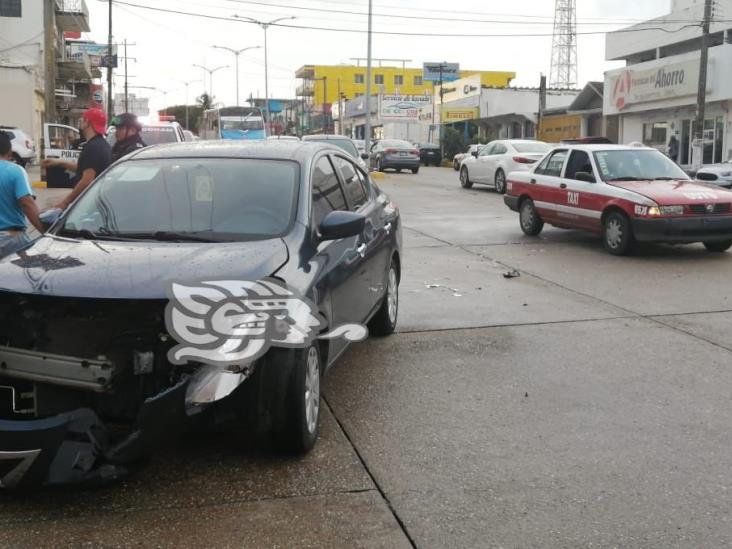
<box><xmin>232</xmin><ymin>15</ymin><xmax>296</xmax><ymax>131</ymax></box>
<box><xmin>211</xmin><ymin>45</ymin><xmax>260</xmax><ymax>107</ymax></box>
<box><xmin>192</xmin><ymin>64</ymin><xmax>229</xmax><ymax>103</ymax></box>
<box><xmin>177</xmin><ymin>79</ymin><xmax>202</xmax><ymax>129</ymax></box>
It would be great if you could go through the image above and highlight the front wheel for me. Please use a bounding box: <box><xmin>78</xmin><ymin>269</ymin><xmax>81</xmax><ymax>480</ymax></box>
<box><xmin>603</xmin><ymin>211</ymin><xmax>634</xmax><ymax>255</ymax></box>
<box><xmin>460</xmin><ymin>167</ymin><xmax>473</xmax><ymax>189</ymax></box>
<box><xmin>453</xmin><ymin>160</ymin><xmax>459</xmax><ymax>171</ymax></box>
<box><xmin>368</xmin><ymin>260</ymin><xmax>399</xmax><ymax>336</ymax></box>
<box><xmin>494</xmin><ymin>169</ymin><xmax>507</xmax><ymax>194</ymax></box>
<box><xmin>377</xmin><ymin>158</ymin><xmax>385</xmax><ymax>172</ymax></box>
<box><xmin>411</xmin><ymin>167</ymin><xmax>419</xmax><ymax>174</ymax></box>
<box><xmin>703</xmin><ymin>240</ymin><xmax>732</xmax><ymax>252</ymax></box>
<box><xmin>519</xmin><ymin>198</ymin><xmax>544</xmax><ymax>236</ymax></box>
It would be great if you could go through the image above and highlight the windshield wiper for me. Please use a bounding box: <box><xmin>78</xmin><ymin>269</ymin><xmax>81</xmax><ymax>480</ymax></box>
<box><xmin>120</xmin><ymin>231</ymin><xmax>217</xmax><ymax>243</ymax></box>
<box><xmin>55</xmin><ymin>228</ymin><xmax>129</xmax><ymax>241</ymax></box>
<box><xmin>607</xmin><ymin>176</ymin><xmax>646</xmax><ymax>181</ymax></box>
<box><xmin>653</xmin><ymin>177</ymin><xmax>676</xmax><ymax>180</ymax></box>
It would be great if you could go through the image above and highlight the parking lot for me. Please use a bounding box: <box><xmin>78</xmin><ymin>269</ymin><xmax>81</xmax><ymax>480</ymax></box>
<box><xmin>3</xmin><ymin>166</ymin><xmax>732</xmax><ymax>548</ymax></box>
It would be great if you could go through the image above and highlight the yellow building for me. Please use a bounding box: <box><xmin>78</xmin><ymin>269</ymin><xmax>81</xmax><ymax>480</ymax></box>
<box><xmin>295</xmin><ymin>64</ymin><xmax>515</xmax><ymax>107</ymax></box>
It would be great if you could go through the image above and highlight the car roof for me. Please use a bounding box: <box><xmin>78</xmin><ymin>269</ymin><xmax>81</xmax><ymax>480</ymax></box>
<box><xmin>302</xmin><ymin>134</ymin><xmax>352</xmax><ymax>141</ymax></box>
<box><xmin>129</xmin><ymin>139</ymin><xmax>341</xmax><ymax>162</ymax></box>
<box><xmin>552</xmin><ymin>144</ymin><xmax>655</xmax><ymax>151</ymax></box>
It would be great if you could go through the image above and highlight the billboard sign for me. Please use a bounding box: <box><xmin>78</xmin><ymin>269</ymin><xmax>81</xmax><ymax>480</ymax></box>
<box><xmin>423</xmin><ymin>62</ymin><xmax>460</xmax><ymax>82</ymax></box>
<box><xmin>67</xmin><ymin>42</ymin><xmax>118</xmax><ymax>68</ymax></box>
<box><xmin>380</xmin><ymin>95</ymin><xmax>433</xmax><ymax>121</ymax></box>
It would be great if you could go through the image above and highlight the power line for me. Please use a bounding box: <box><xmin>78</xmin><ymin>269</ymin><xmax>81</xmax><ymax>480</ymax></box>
<box><xmin>112</xmin><ymin>1</ymin><xmax>707</xmax><ymax>38</ymax></box>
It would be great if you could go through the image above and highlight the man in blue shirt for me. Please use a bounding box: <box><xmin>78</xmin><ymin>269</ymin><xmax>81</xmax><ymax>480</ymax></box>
<box><xmin>0</xmin><ymin>132</ymin><xmax>42</xmax><ymax>257</ymax></box>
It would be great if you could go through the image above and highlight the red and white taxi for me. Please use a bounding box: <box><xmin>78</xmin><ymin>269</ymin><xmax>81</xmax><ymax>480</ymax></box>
<box><xmin>504</xmin><ymin>145</ymin><xmax>732</xmax><ymax>255</ymax></box>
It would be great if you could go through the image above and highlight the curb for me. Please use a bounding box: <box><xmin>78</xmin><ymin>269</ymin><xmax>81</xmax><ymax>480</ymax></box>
<box><xmin>32</xmin><ymin>181</ymin><xmax>47</xmax><ymax>189</ymax></box>
<box><xmin>370</xmin><ymin>172</ymin><xmax>386</xmax><ymax>180</ymax></box>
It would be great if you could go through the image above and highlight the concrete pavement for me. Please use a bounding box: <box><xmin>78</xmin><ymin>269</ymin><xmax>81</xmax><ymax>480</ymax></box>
<box><xmin>3</xmin><ymin>167</ymin><xmax>732</xmax><ymax>547</ymax></box>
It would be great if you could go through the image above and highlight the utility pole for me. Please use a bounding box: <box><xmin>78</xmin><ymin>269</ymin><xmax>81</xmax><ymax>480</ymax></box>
<box><xmin>364</xmin><ymin>0</ymin><xmax>373</xmax><ymax>151</ymax></box>
<box><xmin>43</xmin><ymin>0</ymin><xmax>56</xmax><ymax>123</ymax></box>
<box><xmin>212</xmin><ymin>45</ymin><xmax>261</xmax><ymax>107</ymax></box>
<box><xmin>693</xmin><ymin>0</ymin><xmax>714</xmax><ymax>170</ymax></box>
<box><xmin>538</xmin><ymin>74</ymin><xmax>547</xmax><ymax>140</ymax></box>
<box><xmin>322</xmin><ymin>76</ymin><xmax>328</xmax><ymax>134</ymax></box>
<box><xmin>124</xmin><ymin>40</ymin><xmax>128</xmax><ymax>111</ymax></box>
<box><xmin>438</xmin><ymin>62</ymin><xmax>446</xmax><ymax>162</ymax></box>
<box><xmin>107</xmin><ymin>0</ymin><xmax>114</xmax><ymax>120</ymax></box>
<box><xmin>178</xmin><ymin>79</ymin><xmax>202</xmax><ymax>130</ymax></box>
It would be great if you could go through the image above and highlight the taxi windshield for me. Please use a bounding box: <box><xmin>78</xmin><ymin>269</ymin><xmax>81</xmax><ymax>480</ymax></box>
<box><xmin>593</xmin><ymin>149</ymin><xmax>689</xmax><ymax>182</ymax></box>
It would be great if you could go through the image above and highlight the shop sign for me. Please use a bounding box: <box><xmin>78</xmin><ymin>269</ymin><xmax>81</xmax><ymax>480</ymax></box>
<box><xmin>443</xmin><ymin>108</ymin><xmax>478</xmax><ymax>122</ymax></box>
<box><xmin>607</xmin><ymin>58</ymin><xmax>704</xmax><ymax>113</ymax></box>
<box><xmin>423</xmin><ymin>62</ymin><xmax>460</xmax><ymax>82</ymax></box>
<box><xmin>381</xmin><ymin>95</ymin><xmax>432</xmax><ymax>121</ymax></box>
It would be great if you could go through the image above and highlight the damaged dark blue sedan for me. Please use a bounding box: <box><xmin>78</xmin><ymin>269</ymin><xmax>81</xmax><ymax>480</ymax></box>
<box><xmin>0</xmin><ymin>140</ymin><xmax>402</xmax><ymax>489</ymax></box>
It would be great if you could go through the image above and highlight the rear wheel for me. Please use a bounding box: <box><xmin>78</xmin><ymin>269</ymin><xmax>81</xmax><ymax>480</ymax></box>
<box><xmin>603</xmin><ymin>211</ymin><xmax>634</xmax><ymax>255</ymax></box>
<box><xmin>368</xmin><ymin>260</ymin><xmax>399</xmax><ymax>336</ymax></box>
<box><xmin>519</xmin><ymin>198</ymin><xmax>544</xmax><ymax>236</ymax></box>
<box><xmin>494</xmin><ymin>169</ymin><xmax>507</xmax><ymax>194</ymax></box>
<box><xmin>377</xmin><ymin>158</ymin><xmax>385</xmax><ymax>172</ymax></box>
<box><xmin>703</xmin><ymin>240</ymin><xmax>732</xmax><ymax>252</ymax></box>
<box><xmin>411</xmin><ymin>167</ymin><xmax>419</xmax><ymax>174</ymax></box>
<box><xmin>460</xmin><ymin>167</ymin><xmax>473</xmax><ymax>189</ymax></box>
<box><xmin>453</xmin><ymin>159</ymin><xmax>459</xmax><ymax>170</ymax></box>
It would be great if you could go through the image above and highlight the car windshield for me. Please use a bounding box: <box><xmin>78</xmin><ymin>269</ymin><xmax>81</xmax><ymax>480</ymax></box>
<box><xmin>380</xmin><ymin>140</ymin><xmax>413</xmax><ymax>149</ymax></box>
<box><xmin>221</xmin><ymin>116</ymin><xmax>264</xmax><ymax>132</ymax></box>
<box><xmin>141</xmin><ymin>126</ymin><xmax>178</xmax><ymax>145</ymax></box>
<box><xmin>308</xmin><ymin>138</ymin><xmax>359</xmax><ymax>158</ymax></box>
<box><xmin>593</xmin><ymin>149</ymin><xmax>690</xmax><ymax>182</ymax></box>
<box><xmin>513</xmin><ymin>142</ymin><xmax>551</xmax><ymax>153</ymax></box>
<box><xmin>59</xmin><ymin>158</ymin><xmax>299</xmax><ymax>242</ymax></box>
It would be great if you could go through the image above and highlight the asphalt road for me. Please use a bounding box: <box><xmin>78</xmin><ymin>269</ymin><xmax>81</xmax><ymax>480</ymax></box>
<box><xmin>4</xmin><ymin>168</ymin><xmax>732</xmax><ymax>548</ymax></box>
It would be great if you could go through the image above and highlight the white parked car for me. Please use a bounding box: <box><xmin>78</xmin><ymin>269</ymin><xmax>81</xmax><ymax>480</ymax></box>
<box><xmin>696</xmin><ymin>161</ymin><xmax>732</xmax><ymax>189</ymax></box>
<box><xmin>459</xmin><ymin>139</ymin><xmax>552</xmax><ymax>194</ymax></box>
<box><xmin>453</xmin><ymin>144</ymin><xmax>485</xmax><ymax>171</ymax></box>
<box><xmin>0</xmin><ymin>125</ymin><xmax>36</xmax><ymax>166</ymax></box>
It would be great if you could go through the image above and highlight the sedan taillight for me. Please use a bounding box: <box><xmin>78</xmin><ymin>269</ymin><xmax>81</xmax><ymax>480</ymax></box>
<box><xmin>410</xmin><ymin>149</ymin><xmax>419</xmax><ymax>156</ymax></box>
<box><xmin>384</xmin><ymin>148</ymin><xmax>396</xmax><ymax>154</ymax></box>
<box><xmin>513</xmin><ymin>156</ymin><xmax>537</xmax><ymax>164</ymax></box>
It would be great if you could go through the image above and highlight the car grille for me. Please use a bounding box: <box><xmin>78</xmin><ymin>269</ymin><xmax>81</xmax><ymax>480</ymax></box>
<box><xmin>696</xmin><ymin>172</ymin><xmax>719</xmax><ymax>181</ymax></box>
<box><xmin>687</xmin><ymin>203</ymin><xmax>731</xmax><ymax>214</ymax></box>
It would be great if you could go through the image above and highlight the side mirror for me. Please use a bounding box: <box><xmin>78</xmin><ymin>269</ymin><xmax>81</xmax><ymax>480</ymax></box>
<box><xmin>361</xmin><ymin>153</ymin><xmax>370</xmax><ymax>160</ymax></box>
<box><xmin>575</xmin><ymin>171</ymin><xmax>596</xmax><ymax>183</ymax></box>
<box><xmin>471</xmin><ymin>150</ymin><xmax>479</xmax><ymax>157</ymax></box>
<box><xmin>40</xmin><ymin>207</ymin><xmax>63</xmax><ymax>231</ymax></box>
<box><xmin>318</xmin><ymin>210</ymin><xmax>366</xmax><ymax>241</ymax></box>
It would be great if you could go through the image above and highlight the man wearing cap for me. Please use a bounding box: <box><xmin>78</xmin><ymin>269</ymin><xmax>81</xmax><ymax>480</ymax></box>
<box><xmin>111</xmin><ymin>112</ymin><xmax>147</xmax><ymax>162</ymax></box>
<box><xmin>0</xmin><ymin>132</ymin><xmax>43</xmax><ymax>257</ymax></box>
<box><xmin>41</xmin><ymin>108</ymin><xmax>112</xmax><ymax>210</ymax></box>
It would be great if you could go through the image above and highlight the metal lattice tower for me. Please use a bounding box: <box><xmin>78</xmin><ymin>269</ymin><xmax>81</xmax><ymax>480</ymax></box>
<box><xmin>549</xmin><ymin>0</ymin><xmax>578</xmax><ymax>89</ymax></box>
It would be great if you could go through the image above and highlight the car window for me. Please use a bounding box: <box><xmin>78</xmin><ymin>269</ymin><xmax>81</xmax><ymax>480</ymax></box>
<box><xmin>565</xmin><ymin>150</ymin><xmax>595</xmax><ymax>181</ymax></box>
<box><xmin>141</xmin><ymin>126</ymin><xmax>179</xmax><ymax>145</ymax></box>
<box><xmin>333</xmin><ymin>156</ymin><xmax>369</xmax><ymax>210</ymax></box>
<box><xmin>479</xmin><ymin>144</ymin><xmax>495</xmax><ymax>157</ymax></box>
<box><xmin>307</xmin><ymin>138</ymin><xmax>359</xmax><ymax>158</ymax></box>
<box><xmin>513</xmin><ymin>142</ymin><xmax>551</xmax><ymax>154</ymax></box>
<box><xmin>536</xmin><ymin>150</ymin><xmax>567</xmax><ymax>177</ymax></box>
<box><xmin>312</xmin><ymin>156</ymin><xmax>348</xmax><ymax>227</ymax></box>
<box><xmin>491</xmin><ymin>144</ymin><xmax>508</xmax><ymax>155</ymax></box>
<box><xmin>60</xmin><ymin>159</ymin><xmax>299</xmax><ymax>241</ymax></box>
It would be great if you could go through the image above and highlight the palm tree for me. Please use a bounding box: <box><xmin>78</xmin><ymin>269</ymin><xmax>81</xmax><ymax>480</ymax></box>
<box><xmin>196</xmin><ymin>93</ymin><xmax>214</xmax><ymax>111</ymax></box>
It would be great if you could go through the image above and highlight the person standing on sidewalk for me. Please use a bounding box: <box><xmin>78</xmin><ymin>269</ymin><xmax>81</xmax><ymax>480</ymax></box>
<box><xmin>0</xmin><ymin>132</ymin><xmax>43</xmax><ymax>257</ymax></box>
<box><xmin>41</xmin><ymin>108</ymin><xmax>111</xmax><ymax>210</ymax></box>
<box><xmin>110</xmin><ymin>113</ymin><xmax>147</xmax><ymax>162</ymax></box>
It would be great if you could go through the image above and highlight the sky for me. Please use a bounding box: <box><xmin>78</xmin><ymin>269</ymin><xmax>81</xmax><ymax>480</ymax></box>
<box><xmin>83</xmin><ymin>0</ymin><xmax>672</xmax><ymax>113</ymax></box>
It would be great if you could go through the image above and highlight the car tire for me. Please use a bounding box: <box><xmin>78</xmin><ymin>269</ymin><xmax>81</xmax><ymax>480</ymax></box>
<box><xmin>460</xmin><ymin>167</ymin><xmax>473</xmax><ymax>189</ymax></box>
<box><xmin>703</xmin><ymin>240</ymin><xmax>732</xmax><ymax>252</ymax></box>
<box><xmin>377</xmin><ymin>158</ymin><xmax>385</xmax><ymax>172</ymax></box>
<box><xmin>266</xmin><ymin>344</ymin><xmax>322</xmax><ymax>454</ymax></box>
<box><xmin>411</xmin><ymin>167</ymin><xmax>419</xmax><ymax>174</ymax></box>
<box><xmin>603</xmin><ymin>211</ymin><xmax>634</xmax><ymax>255</ymax></box>
<box><xmin>368</xmin><ymin>260</ymin><xmax>399</xmax><ymax>336</ymax></box>
<box><xmin>11</xmin><ymin>153</ymin><xmax>25</xmax><ymax>167</ymax></box>
<box><xmin>519</xmin><ymin>198</ymin><xmax>544</xmax><ymax>236</ymax></box>
<box><xmin>453</xmin><ymin>160</ymin><xmax>459</xmax><ymax>171</ymax></box>
<box><xmin>494</xmin><ymin>169</ymin><xmax>507</xmax><ymax>194</ymax></box>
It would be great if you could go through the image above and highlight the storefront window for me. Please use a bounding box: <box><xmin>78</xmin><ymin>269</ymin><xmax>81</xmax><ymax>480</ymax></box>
<box><xmin>642</xmin><ymin>122</ymin><xmax>668</xmax><ymax>150</ymax></box>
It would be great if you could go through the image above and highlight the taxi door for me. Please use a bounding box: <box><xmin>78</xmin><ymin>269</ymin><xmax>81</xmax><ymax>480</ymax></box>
<box><xmin>43</xmin><ymin>123</ymin><xmax>81</xmax><ymax>188</ymax></box>
<box><xmin>529</xmin><ymin>148</ymin><xmax>569</xmax><ymax>224</ymax></box>
<box><xmin>560</xmin><ymin>149</ymin><xmax>603</xmax><ymax>232</ymax></box>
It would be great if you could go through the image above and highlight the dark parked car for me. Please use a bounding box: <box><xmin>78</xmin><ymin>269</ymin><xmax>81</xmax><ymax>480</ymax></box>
<box><xmin>369</xmin><ymin>139</ymin><xmax>420</xmax><ymax>174</ymax></box>
<box><xmin>560</xmin><ymin>136</ymin><xmax>613</xmax><ymax>145</ymax></box>
<box><xmin>0</xmin><ymin>141</ymin><xmax>402</xmax><ymax>488</ymax></box>
<box><xmin>415</xmin><ymin>142</ymin><xmax>441</xmax><ymax>166</ymax></box>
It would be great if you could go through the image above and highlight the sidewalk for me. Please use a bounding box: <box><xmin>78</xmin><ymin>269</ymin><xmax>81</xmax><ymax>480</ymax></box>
<box><xmin>26</xmin><ymin>164</ymin><xmax>46</xmax><ymax>189</ymax></box>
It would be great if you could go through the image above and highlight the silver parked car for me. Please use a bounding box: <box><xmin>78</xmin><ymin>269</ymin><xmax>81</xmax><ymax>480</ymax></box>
<box><xmin>696</xmin><ymin>161</ymin><xmax>732</xmax><ymax>188</ymax></box>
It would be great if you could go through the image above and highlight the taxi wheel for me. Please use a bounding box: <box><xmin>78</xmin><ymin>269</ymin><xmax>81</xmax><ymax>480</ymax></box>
<box><xmin>703</xmin><ymin>241</ymin><xmax>732</xmax><ymax>252</ymax></box>
<box><xmin>460</xmin><ymin>167</ymin><xmax>473</xmax><ymax>189</ymax></box>
<box><xmin>603</xmin><ymin>211</ymin><xmax>635</xmax><ymax>255</ymax></box>
<box><xmin>519</xmin><ymin>198</ymin><xmax>544</xmax><ymax>236</ymax></box>
<box><xmin>494</xmin><ymin>169</ymin><xmax>507</xmax><ymax>194</ymax></box>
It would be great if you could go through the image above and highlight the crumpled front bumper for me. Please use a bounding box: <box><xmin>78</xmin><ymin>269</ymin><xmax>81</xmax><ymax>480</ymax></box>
<box><xmin>0</xmin><ymin>377</ymin><xmax>189</xmax><ymax>490</ymax></box>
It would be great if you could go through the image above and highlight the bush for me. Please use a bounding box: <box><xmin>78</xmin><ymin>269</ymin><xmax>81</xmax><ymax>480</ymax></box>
<box><xmin>442</xmin><ymin>127</ymin><xmax>465</xmax><ymax>160</ymax></box>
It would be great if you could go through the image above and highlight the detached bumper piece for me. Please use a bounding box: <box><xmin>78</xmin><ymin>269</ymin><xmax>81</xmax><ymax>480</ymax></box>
<box><xmin>632</xmin><ymin>216</ymin><xmax>732</xmax><ymax>243</ymax></box>
<box><xmin>0</xmin><ymin>377</ymin><xmax>188</xmax><ymax>490</ymax></box>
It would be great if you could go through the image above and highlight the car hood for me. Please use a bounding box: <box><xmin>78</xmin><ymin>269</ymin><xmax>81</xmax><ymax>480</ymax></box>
<box><xmin>607</xmin><ymin>179</ymin><xmax>732</xmax><ymax>204</ymax></box>
<box><xmin>698</xmin><ymin>163</ymin><xmax>732</xmax><ymax>174</ymax></box>
<box><xmin>0</xmin><ymin>236</ymin><xmax>289</xmax><ymax>299</ymax></box>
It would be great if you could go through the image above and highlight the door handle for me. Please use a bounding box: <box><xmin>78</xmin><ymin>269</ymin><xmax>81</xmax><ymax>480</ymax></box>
<box><xmin>384</xmin><ymin>222</ymin><xmax>392</xmax><ymax>234</ymax></box>
<box><xmin>560</xmin><ymin>183</ymin><xmax>567</xmax><ymax>189</ymax></box>
<box><xmin>530</xmin><ymin>178</ymin><xmax>536</xmax><ymax>184</ymax></box>
<box><xmin>356</xmin><ymin>243</ymin><xmax>367</xmax><ymax>258</ymax></box>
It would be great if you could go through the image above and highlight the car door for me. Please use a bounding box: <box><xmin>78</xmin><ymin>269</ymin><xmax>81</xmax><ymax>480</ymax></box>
<box><xmin>530</xmin><ymin>149</ymin><xmax>569</xmax><ymax>224</ymax></box>
<box><xmin>484</xmin><ymin>142</ymin><xmax>508</xmax><ymax>184</ymax></box>
<box><xmin>43</xmin><ymin>123</ymin><xmax>81</xmax><ymax>188</ymax></box>
<box><xmin>472</xmin><ymin>143</ymin><xmax>495</xmax><ymax>182</ymax></box>
<box><xmin>332</xmin><ymin>154</ymin><xmax>391</xmax><ymax>319</ymax></box>
<box><xmin>560</xmin><ymin>149</ymin><xmax>603</xmax><ymax>231</ymax></box>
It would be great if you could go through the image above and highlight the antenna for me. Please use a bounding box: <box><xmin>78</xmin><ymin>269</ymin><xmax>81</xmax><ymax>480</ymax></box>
<box><xmin>549</xmin><ymin>0</ymin><xmax>578</xmax><ymax>89</ymax></box>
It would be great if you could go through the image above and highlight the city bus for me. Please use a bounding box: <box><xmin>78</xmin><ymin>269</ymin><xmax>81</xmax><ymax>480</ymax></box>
<box><xmin>201</xmin><ymin>107</ymin><xmax>267</xmax><ymax>140</ymax></box>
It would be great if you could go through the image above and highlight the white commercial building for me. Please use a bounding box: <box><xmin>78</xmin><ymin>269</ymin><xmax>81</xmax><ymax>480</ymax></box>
<box><xmin>605</xmin><ymin>0</ymin><xmax>732</xmax><ymax>168</ymax></box>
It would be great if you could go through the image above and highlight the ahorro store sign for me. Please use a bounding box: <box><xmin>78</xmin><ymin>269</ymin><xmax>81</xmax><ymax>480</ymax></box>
<box><xmin>605</xmin><ymin>58</ymin><xmax>708</xmax><ymax>114</ymax></box>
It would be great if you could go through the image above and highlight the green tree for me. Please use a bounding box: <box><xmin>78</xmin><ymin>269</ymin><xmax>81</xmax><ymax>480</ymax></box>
<box><xmin>442</xmin><ymin>127</ymin><xmax>465</xmax><ymax>160</ymax></box>
<box><xmin>158</xmin><ymin>104</ymin><xmax>202</xmax><ymax>131</ymax></box>
<box><xmin>196</xmin><ymin>93</ymin><xmax>214</xmax><ymax>110</ymax></box>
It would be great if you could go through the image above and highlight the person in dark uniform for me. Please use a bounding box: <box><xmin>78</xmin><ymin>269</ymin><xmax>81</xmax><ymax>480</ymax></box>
<box><xmin>110</xmin><ymin>113</ymin><xmax>147</xmax><ymax>162</ymax></box>
<box><xmin>667</xmin><ymin>135</ymin><xmax>679</xmax><ymax>163</ymax></box>
<box><xmin>41</xmin><ymin>108</ymin><xmax>112</xmax><ymax>210</ymax></box>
